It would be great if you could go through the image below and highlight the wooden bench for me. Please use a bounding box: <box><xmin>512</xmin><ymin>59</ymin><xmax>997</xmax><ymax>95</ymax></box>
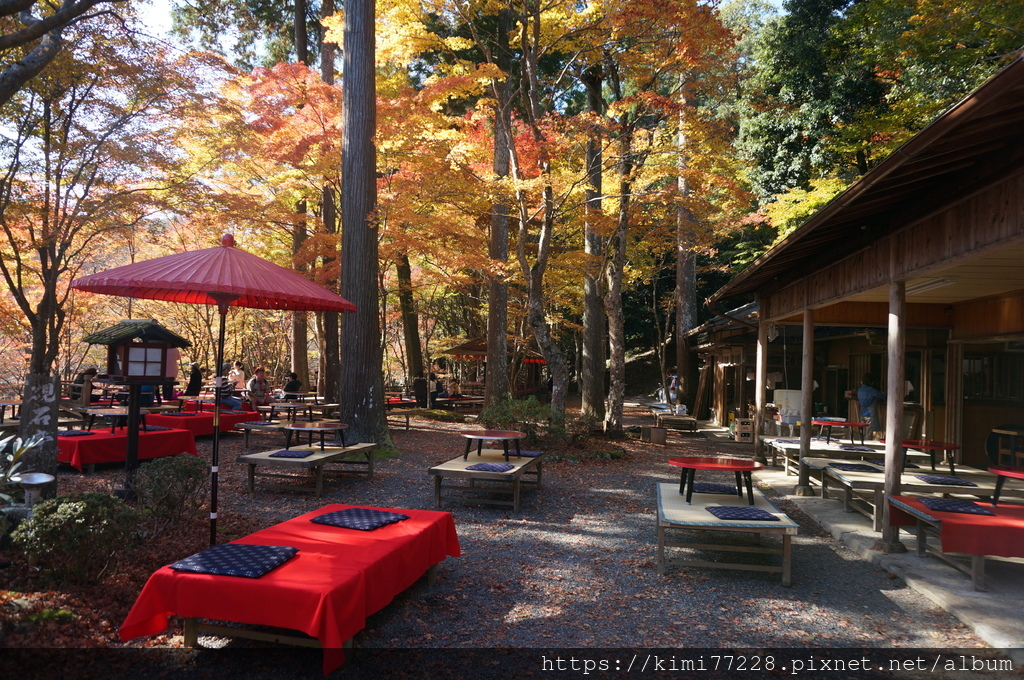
<box><xmin>237</xmin><ymin>442</ymin><xmax>375</xmax><ymax>497</ymax></box>
<box><xmin>234</xmin><ymin>420</ymin><xmax>285</xmax><ymax>448</ymax></box>
<box><xmin>656</xmin><ymin>482</ymin><xmax>798</xmax><ymax>586</ymax></box>
<box><xmin>655</xmin><ymin>414</ymin><xmax>698</xmax><ymax>432</ymax></box>
<box><xmin>428</xmin><ymin>449</ymin><xmax>545</xmax><ymax>513</ymax></box>
<box><xmin>888</xmin><ymin>495</ymin><xmax>1024</xmax><ymax>591</ymax></box>
<box><xmin>808</xmin><ymin>458</ymin><xmax>1023</xmax><ymax>531</ymax></box>
<box><xmin>387</xmin><ymin>408</ymin><xmax>414</xmax><ymax>430</ymax></box>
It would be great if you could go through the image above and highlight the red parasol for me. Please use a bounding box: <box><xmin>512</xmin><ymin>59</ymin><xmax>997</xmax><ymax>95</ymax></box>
<box><xmin>72</xmin><ymin>234</ymin><xmax>356</xmax><ymax>545</ymax></box>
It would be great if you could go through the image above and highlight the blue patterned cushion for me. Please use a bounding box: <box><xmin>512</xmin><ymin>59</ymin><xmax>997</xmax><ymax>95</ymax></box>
<box><xmin>220</xmin><ymin>410</ymin><xmax>248</xmax><ymax>415</ymax></box>
<box><xmin>830</xmin><ymin>463</ymin><xmax>882</xmax><ymax>473</ymax></box>
<box><xmin>268</xmin><ymin>449</ymin><xmax>314</xmax><ymax>458</ymax></box>
<box><xmin>311</xmin><ymin>508</ymin><xmax>409</xmax><ymax>531</ymax></box>
<box><xmin>517</xmin><ymin>450</ymin><xmax>544</xmax><ymax>457</ymax></box>
<box><xmin>914</xmin><ymin>474</ymin><xmax>977</xmax><ymax>487</ymax></box>
<box><xmin>839</xmin><ymin>445</ymin><xmax>877</xmax><ymax>452</ymax></box>
<box><xmin>919</xmin><ymin>498</ymin><xmax>995</xmax><ymax>516</ymax></box>
<box><xmin>170</xmin><ymin>543</ymin><xmax>298</xmax><ymax>578</ymax></box>
<box><xmin>161</xmin><ymin>412</ymin><xmax>198</xmax><ymax>416</ymax></box>
<box><xmin>692</xmin><ymin>482</ymin><xmax>737</xmax><ymax>494</ymax></box>
<box><xmin>774</xmin><ymin>438</ymin><xmax>802</xmax><ymax>444</ymax></box>
<box><xmin>141</xmin><ymin>425</ymin><xmax>172</xmax><ymax>432</ymax></box>
<box><xmin>705</xmin><ymin>506</ymin><xmax>779</xmax><ymax>521</ymax></box>
<box><xmin>59</xmin><ymin>430</ymin><xmax>96</xmax><ymax>437</ymax></box>
<box><xmin>903</xmin><ymin>462</ymin><xmax>920</xmax><ymax>469</ymax></box>
<box><xmin>466</xmin><ymin>462</ymin><xmax>514</xmax><ymax>472</ymax></box>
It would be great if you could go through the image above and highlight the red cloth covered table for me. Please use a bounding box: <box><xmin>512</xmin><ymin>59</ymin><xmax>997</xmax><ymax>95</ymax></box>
<box><xmin>888</xmin><ymin>495</ymin><xmax>1024</xmax><ymax>559</ymax></box>
<box><xmin>146</xmin><ymin>410</ymin><xmax>263</xmax><ymax>437</ymax></box>
<box><xmin>119</xmin><ymin>504</ymin><xmax>460</xmax><ymax>674</ymax></box>
<box><xmin>57</xmin><ymin>427</ymin><xmax>197</xmax><ymax>471</ymax></box>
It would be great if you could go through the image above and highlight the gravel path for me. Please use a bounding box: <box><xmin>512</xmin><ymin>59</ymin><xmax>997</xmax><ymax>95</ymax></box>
<box><xmin>40</xmin><ymin>409</ymin><xmax>1005</xmax><ymax>679</ymax></box>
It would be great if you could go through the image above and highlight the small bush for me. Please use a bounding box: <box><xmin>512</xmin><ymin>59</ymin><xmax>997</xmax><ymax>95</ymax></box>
<box><xmin>479</xmin><ymin>397</ymin><xmax>550</xmax><ymax>444</ymax></box>
<box><xmin>12</xmin><ymin>493</ymin><xmax>139</xmax><ymax>584</ymax></box>
<box><xmin>411</xmin><ymin>409</ymin><xmax>467</xmax><ymax>423</ymax></box>
<box><xmin>133</xmin><ymin>454</ymin><xmax>208</xmax><ymax>537</ymax></box>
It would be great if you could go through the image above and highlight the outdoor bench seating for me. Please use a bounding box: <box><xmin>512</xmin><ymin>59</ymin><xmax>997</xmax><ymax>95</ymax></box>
<box><xmin>237</xmin><ymin>442</ymin><xmax>375</xmax><ymax>497</ymax></box>
<box><xmin>656</xmin><ymin>482</ymin><xmax>798</xmax><ymax>586</ymax></box>
<box><xmin>428</xmin><ymin>448</ymin><xmax>545</xmax><ymax>513</ymax></box>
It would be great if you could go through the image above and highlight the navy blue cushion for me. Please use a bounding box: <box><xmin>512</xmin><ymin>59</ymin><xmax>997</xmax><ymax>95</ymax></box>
<box><xmin>141</xmin><ymin>425</ymin><xmax>172</xmax><ymax>432</ymax></box>
<box><xmin>914</xmin><ymin>474</ymin><xmax>977</xmax><ymax>487</ymax></box>
<box><xmin>517</xmin><ymin>450</ymin><xmax>543</xmax><ymax>457</ymax></box>
<box><xmin>59</xmin><ymin>430</ymin><xmax>96</xmax><ymax>437</ymax></box>
<box><xmin>774</xmin><ymin>439</ymin><xmax>801</xmax><ymax>444</ymax></box>
<box><xmin>311</xmin><ymin>508</ymin><xmax>409</xmax><ymax>531</ymax></box>
<box><xmin>170</xmin><ymin>543</ymin><xmax>298</xmax><ymax>578</ymax></box>
<box><xmin>220</xmin><ymin>410</ymin><xmax>248</xmax><ymax>415</ymax></box>
<box><xmin>692</xmin><ymin>482</ymin><xmax>737</xmax><ymax>494</ymax></box>
<box><xmin>839</xmin><ymin>445</ymin><xmax>877</xmax><ymax>452</ymax></box>
<box><xmin>268</xmin><ymin>449</ymin><xmax>314</xmax><ymax>458</ymax></box>
<box><xmin>830</xmin><ymin>463</ymin><xmax>883</xmax><ymax>473</ymax></box>
<box><xmin>919</xmin><ymin>498</ymin><xmax>995</xmax><ymax>516</ymax></box>
<box><xmin>161</xmin><ymin>412</ymin><xmax>199</xmax><ymax>416</ymax></box>
<box><xmin>466</xmin><ymin>462</ymin><xmax>514</xmax><ymax>472</ymax></box>
<box><xmin>903</xmin><ymin>462</ymin><xmax>920</xmax><ymax>469</ymax></box>
<box><xmin>705</xmin><ymin>506</ymin><xmax>779</xmax><ymax>521</ymax></box>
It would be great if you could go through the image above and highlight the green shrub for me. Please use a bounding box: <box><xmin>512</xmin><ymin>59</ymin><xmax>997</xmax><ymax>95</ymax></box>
<box><xmin>133</xmin><ymin>454</ymin><xmax>208</xmax><ymax>537</ymax></box>
<box><xmin>411</xmin><ymin>409</ymin><xmax>468</xmax><ymax>423</ymax></box>
<box><xmin>479</xmin><ymin>397</ymin><xmax>550</xmax><ymax>444</ymax></box>
<box><xmin>12</xmin><ymin>493</ymin><xmax>139</xmax><ymax>584</ymax></box>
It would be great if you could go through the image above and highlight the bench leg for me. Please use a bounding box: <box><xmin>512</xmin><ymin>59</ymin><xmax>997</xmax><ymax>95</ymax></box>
<box><xmin>656</xmin><ymin>524</ymin><xmax>666</xmax><ymax>575</ymax></box>
<box><xmin>434</xmin><ymin>474</ymin><xmax>442</xmax><ymax>508</ymax></box>
<box><xmin>247</xmin><ymin>463</ymin><xmax>256</xmax><ymax>492</ymax></box>
<box><xmin>971</xmin><ymin>555</ymin><xmax>986</xmax><ymax>591</ymax></box>
<box><xmin>314</xmin><ymin>465</ymin><xmax>324</xmax><ymax>498</ymax></box>
<box><xmin>782</xmin><ymin>534</ymin><xmax>792</xmax><ymax>587</ymax></box>
<box><xmin>184</xmin><ymin>617</ymin><xmax>199</xmax><ymax>647</ymax></box>
<box><xmin>513</xmin><ymin>479</ymin><xmax>521</xmax><ymax>513</ymax></box>
<box><xmin>427</xmin><ymin>564</ymin><xmax>438</xmax><ymax>586</ymax></box>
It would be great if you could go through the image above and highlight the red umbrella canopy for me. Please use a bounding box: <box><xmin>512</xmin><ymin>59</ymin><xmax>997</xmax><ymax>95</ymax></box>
<box><xmin>72</xmin><ymin>234</ymin><xmax>356</xmax><ymax>313</ymax></box>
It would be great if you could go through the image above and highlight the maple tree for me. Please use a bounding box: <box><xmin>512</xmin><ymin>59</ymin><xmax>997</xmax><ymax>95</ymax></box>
<box><xmin>0</xmin><ymin>20</ymin><xmax>208</xmax><ymax>471</ymax></box>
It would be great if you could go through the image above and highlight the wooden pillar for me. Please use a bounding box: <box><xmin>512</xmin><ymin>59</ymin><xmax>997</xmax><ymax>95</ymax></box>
<box><xmin>944</xmin><ymin>341</ymin><xmax>963</xmax><ymax>450</ymax></box>
<box><xmin>795</xmin><ymin>308</ymin><xmax>815</xmax><ymax>496</ymax></box>
<box><xmin>876</xmin><ymin>278</ymin><xmax>908</xmax><ymax>552</ymax></box>
<box><xmin>753</xmin><ymin>318</ymin><xmax>768</xmax><ymax>464</ymax></box>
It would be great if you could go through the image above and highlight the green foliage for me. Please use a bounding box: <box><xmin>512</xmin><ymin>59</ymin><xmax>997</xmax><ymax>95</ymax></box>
<box><xmin>764</xmin><ymin>178</ymin><xmax>848</xmax><ymax>241</ymax></box>
<box><xmin>410</xmin><ymin>408</ymin><xmax>469</xmax><ymax>423</ymax></box>
<box><xmin>479</xmin><ymin>397</ymin><xmax>550</xmax><ymax>444</ymax></box>
<box><xmin>0</xmin><ymin>435</ymin><xmax>45</xmax><ymax>505</ymax></box>
<box><xmin>11</xmin><ymin>493</ymin><xmax>139</xmax><ymax>585</ymax></box>
<box><xmin>26</xmin><ymin>609</ymin><xmax>76</xmax><ymax>623</ymax></box>
<box><xmin>545</xmin><ymin>414</ymin><xmax>600</xmax><ymax>448</ymax></box>
<box><xmin>133</xmin><ymin>455</ymin><xmax>208</xmax><ymax>537</ymax></box>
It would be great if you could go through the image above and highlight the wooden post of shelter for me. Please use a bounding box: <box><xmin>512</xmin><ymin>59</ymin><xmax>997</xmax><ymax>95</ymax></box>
<box><xmin>753</xmin><ymin>316</ymin><xmax>768</xmax><ymax>464</ymax></box>
<box><xmin>795</xmin><ymin>309</ymin><xmax>815</xmax><ymax>496</ymax></box>
<box><xmin>877</xmin><ymin>277</ymin><xmax>908</xmax><ymax>552</ymax></box>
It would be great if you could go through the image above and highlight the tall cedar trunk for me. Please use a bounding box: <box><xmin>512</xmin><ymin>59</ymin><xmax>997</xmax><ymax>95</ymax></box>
<box><xmin>675</xmin><ymin>77</ymin><xmax>698</xmax><ymax>406</ymax></box>
<box><xmin>604</xmin><ymin>131</ymin><xmax>631</xmax><ymax>436</ymax></box>
<box><xmin>484</xmin><ymin>13</ymin><xmax>513</xmax><ymax>407</ymax></box>
<box><xmin>580</xmin><ymin>68</ymin><xmax>605</xmax><ymax>421</ymax></box>
<box><xmin>318</xmin><ymin>0</ymin><xmax>338</xmax><ymax>401</ymax></box>
<box><xmin>291</xmin><ymin>199</ymin><xmax>310</xmax><ymax>389</ymax></box>
<box><xmin>294</xmin><ymin>0</ymin><xmax>308</xmax><ymax>64</ymax></box>
<box><xmin>339</xmin><ymin>0</ymin><xmax>386</xmax><ymax>443</ymax></box>
<box><xmin>396</xmin><ymin>252</ymin><xmax>424</xmax><ymax>381</ymax></box>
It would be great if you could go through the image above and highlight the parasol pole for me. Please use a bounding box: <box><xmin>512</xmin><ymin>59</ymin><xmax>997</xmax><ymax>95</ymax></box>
<box><xmin>209</xmin><ymin>293</ymin><xmax>237</xmax><ymax>546</ymax></box>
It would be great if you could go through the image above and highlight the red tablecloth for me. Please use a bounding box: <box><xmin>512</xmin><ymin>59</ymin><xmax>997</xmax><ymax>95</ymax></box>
<box><xmin>146</xmin><ymin>411</ymin><xmax>262</xmax><ymax>436</ymax></box>
<box><xmin>57</xmin><ymin>428</ymin><xmax>197</xmax><ymax>471</ymax></box>
<box><xmin>888</xmin><ymin>495</ymin><xmax>1024</xmax><ymax>559</ymax></box>
<box><xmin>119</xmin><ymin>504</ymin><xmax>460</xmax><ymax>673</ymax></box>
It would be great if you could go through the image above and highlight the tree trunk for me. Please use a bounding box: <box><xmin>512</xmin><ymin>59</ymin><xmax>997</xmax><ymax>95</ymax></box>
<box><xmin>604</xmin><ymin>132</ymin><xmax>631</xmax><ymax>436</ymax></box>
<box><xmin>580</xmin><ymin>68</ymin><xmax>605</xmax><ymax>421</ymax></box>
<box><xmin>484</xmin><ymin>71</ymin><xmax>512</xmax><ymax>406</ymax></box>
<box><xmin>318</xmin><ymin>2</ymin><xmax>338</xmax><ymax>402</ymax></box>
<box><xmin>675</xmin><ymin>77</ymin><xmax>698</xmax><ymax>407</ymax></box>
<box><xmin>294</xmin><ymin>0</ymin><xmax>308</xmax><ymax>64</ymax></box>
<box><xmin>396</xmin><ymin>252</ymin><xmax>424</xmax><ymax>382</ymax></box>
<box><xmin>339</xmin><ymin>0</ymin><xmax>386</xmax><ymax>444</ymax></box>
<box><xmin>291</xmin><ymin>199</ymin><xmax>310</xmax><ymax>389</ymax></box>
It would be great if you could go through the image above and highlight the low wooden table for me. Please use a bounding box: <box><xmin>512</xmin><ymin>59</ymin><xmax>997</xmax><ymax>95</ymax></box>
<box><xmin>237</xmin><ymin>443</ymin><xmax>376</xmax><ymax>497</ymax></box>
<box><xmin>988</xmin><ymin>465</ymin><xmax>1024</xmax><ymax>506</ymax></box>
<box><xmin>812</xmin><ymin>419</ymin><xmax>868</xmax><ymax>444</ymax></box>
<box><xmin>428</xmin><ymin>449</ymin><xmax>545</xmax><ymax>513</ymax></box>
<box><xmin>668</xmin><ymin>456</ymin><xmax>763</xmax><ymax>505</ymax></box>
<box><xmin>387</xmin><ymin>408</ymin><xmax>414</xmax><ymax>430</ymax></box>
<box><xmin>234</xmin><ymin>420</ymin><xmax>284</xmax><ymax>448</ymax></box>
<box><xmin>656</xmin><ymin>483</ymin><xmax>797</xmax><ymax>586</ymax></box>
<box><xmin>283</xmin><ymin>420</ymin><xmax>348</xmax><ymax>449</ymax></box>
<box><xmin>460</xmin><ymin>429</ymin><xmax>525</xmax><ymax>461</ymax></box>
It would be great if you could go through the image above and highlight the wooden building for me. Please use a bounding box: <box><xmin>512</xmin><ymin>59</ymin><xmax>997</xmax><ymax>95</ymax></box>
<box><xmin>703</xmin><ymin>54</ymin><xmax>1024</xmax><ymax>547</ymax></box>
